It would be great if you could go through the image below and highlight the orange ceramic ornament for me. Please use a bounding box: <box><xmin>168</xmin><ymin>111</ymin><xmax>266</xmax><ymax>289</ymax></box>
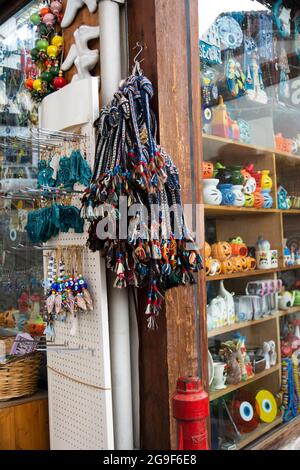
<box><xmin>221</xmin><ymin>259</ymin><xmax>234</xmax><ymax>274</ymax></box>
<box><xmin>211</xmin><ymin>241</ymin><xmax>232</xmax><ymax>261</ymax></box>
<box><xmin>246</xmin><ymin>257</ymin><xmax>257</xmax><ymax>271</ymax></box>
<box><xmin>202</xmin><ymin>162</ymin><xmax>214</xmax><ymax>179</ymax></box>
<box><xmin>231</xmin><ymin>257</ymin><xmax>244</xmax><ymax>272</ymax></box>
<box><xmin>204</xmin><ymin>241</ymin><xmax>211</xmax><ymax>259</ymax></box>
<box><xmin>230</xmin><ymin>238</ymin><xmax>248</xmax><ymax>257</ymax></box>
<box><xmin>253</xmin><ymin>191</ymin><xmax>265</xmax><ymax>209</ymax></box>
<box><xmin>205</xmin><ymin>258</ymin><xmax>222</xmax><ymax>276</ymax></box>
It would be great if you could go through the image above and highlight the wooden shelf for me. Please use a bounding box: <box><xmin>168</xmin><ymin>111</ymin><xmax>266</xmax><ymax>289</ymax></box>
<box><xmin>281</xmin><ymin>265</ymin><xmax>300</xmax><ymax>272</ymax></box>
<box><xmin>204</xmin><ymin>205</ymin><xmax>279</xmax><ymax>217</ymax></box>
<box><xmin>209</xmin><ymin>364</ymin><xmax>280</xmax><ymax>401</ymax></box>
<box><xmin>206</xmin><ymin>268</ymin><xmax>278</xmax><ymax>282</ymax></box>
<box><xmin>203</xmin><ymin>134</ymin><xmax>300</xmax><ymax>163</ymax></box>
<box><xmin>208</xmin><ymin>314</ymin><xmax>279</xmax><ymax>338</ymax></box>
<box><xmin>236</xmin><ymin>416</ymin><xmax>282</xmax><ymax>450</ymax></box>
<box><xmin>278</xmin><ymin>306</ymin><xmax>300</xmax><ymax>318</ymax></box>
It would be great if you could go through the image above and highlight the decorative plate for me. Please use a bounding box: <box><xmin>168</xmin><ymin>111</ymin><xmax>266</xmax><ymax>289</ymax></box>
<box><xmin>217</xmin><ymin>15</ymin><xmax>243</xmax><ymax>49</ymax></box>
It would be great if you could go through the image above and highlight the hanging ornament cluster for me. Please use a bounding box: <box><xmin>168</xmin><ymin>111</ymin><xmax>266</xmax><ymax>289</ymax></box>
<box><xmin>81</xmin><ymin>71</ymin><xmax>203</xmax><ymax>329</ymax></box>
<box><xmin>25</xmin><ymin>1</ymin><xmax>68</xmax><ymax>102</ymax></box>
<box><xmin>45</xmin><ymin>248</ymin><xmax>93</xmax><ymax>338</ymax></box>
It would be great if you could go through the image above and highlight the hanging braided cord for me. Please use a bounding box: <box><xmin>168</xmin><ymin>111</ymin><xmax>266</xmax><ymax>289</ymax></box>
<box><xmin>81</xmin><ymin>72</ymin><xmax>203</xmax><ymax>327</ymax></box>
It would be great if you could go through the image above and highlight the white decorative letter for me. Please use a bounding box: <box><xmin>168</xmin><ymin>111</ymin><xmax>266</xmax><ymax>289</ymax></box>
<box><xmin>61</xmin><ymin>0</ymin><xmax>98</xmax><ymax>29</ymax></box>
<box><xmin>61</xmin><ymin>25</ymin><xmax>100</xmax><ymax>81</ymax></box>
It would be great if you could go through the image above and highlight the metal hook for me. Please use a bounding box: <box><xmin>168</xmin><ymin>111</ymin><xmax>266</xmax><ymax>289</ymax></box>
<box><xmin>133</xmin><ymin>42</ymin><xmax>143</xmax><ymax>64</ymax></box>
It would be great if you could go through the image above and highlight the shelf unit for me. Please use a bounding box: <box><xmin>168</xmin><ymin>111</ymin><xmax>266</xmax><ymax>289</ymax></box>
<box><xmin>203</xmin><ymin>134</ymin><xmax>300</xmax><ymax>449</ymax></box>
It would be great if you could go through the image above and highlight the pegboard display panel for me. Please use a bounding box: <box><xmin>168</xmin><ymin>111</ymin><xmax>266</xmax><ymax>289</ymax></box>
<box><xmin>41</xmin><ymin>78</ymin><xmax>114</xmax><ymax>450</ymax></box>
<box><xmin>47</xmin><ymin>249</ymin><xmax>110</xmax><ymax>389</ymax></box>
<box><xmin>48</xmin><ymin>370</ymin><xmax>113</xmax><ymax>450</ymax></box>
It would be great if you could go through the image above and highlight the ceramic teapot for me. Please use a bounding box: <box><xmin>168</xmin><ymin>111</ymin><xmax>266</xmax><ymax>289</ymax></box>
<box><xmin>278</xmin><ymin>291</ymin><xmax>295</xmax><ymax>310</ymax></box>
<box><xmin>219</xmin><ymin>281</ymin><xmax>235</xmax><ymax>325</ymax></box>
<box><xmin>207</xmin><ymin>296</ymin><xmax>227</xmax><ymax>330</ymax></box>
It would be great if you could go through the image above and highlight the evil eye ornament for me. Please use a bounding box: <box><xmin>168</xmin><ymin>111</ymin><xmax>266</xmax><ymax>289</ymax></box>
<box><xmin>255</xmin><ymin>390</ymin><xmax>277</xmax><ymax>423</ymax></box>
<box><xmin>217</xmin><ymin>16</ymin><xmax>243</xmax><ymax>49</ymax></box>
<box><xmin>202</xmin><ymin>106</ymin><xmax>213</xmax><ymax>124</ymax></box>
<box><xmin>231</xmin><ymin>399</ymin><xmax>259</xmax><ymax>434</ymax></box>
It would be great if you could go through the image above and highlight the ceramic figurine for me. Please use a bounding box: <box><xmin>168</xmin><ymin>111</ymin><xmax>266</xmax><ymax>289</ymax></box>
<box><xmin>205</xmin><ymin>258</ymin><xmax>222</xmax><ymax>276</ymax></box>
<box><xmin>263</xmin><ymin>341</ymin><xmax>271</xmax><ymax>369</ymax></box>
<box><xmin>203</xmin><ymin>178</ymin><xmax>222</xmax><ymax>205</ymax></box>
<box><xmin>207</xmin><ymin>296</ymin><xmax>227</xmax><ymax>329</ymax></box>
<box><xmin>269</xmin><ymin>340</ymin><xmax>277</xmax><ymax>367</ymax></box>
<box><xmin>283</xmin><ymin>238</ymin><xmax>292</xmax><ymax>266</ymax></box>
<box><xmin>219</xmin><ymin>280</ymin><xmax>235</xmax><ymax>325</ymax></box>
<box><xmin>232</xmin><ymin>185</ymin><xmax>245</xmax><ymax>207</ymax></box>
<box><xmin>218</xmin><ymin>184</ymin><xmax>235</xmax><ymax>206</ymax></box>
<box><xmin>61</xmin><ymin>0</ymin><xmax>98</xmax><ymax>28</ymax></box>
<box><xmin>220</xmin><ymin>345</ymin><xmax>241</xmax><ymax>385</ymax></box>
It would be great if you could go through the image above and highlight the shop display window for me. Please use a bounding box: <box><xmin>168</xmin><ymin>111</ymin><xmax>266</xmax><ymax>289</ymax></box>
<box><xmin>0</xmin><ymin>2</ymin><xmax>46</xmax><ymax>395</ymax></box>
<box><xmin>200</xmin><ymin>0</ymin><xmax>300</xmax><ymax>449</ymax></box>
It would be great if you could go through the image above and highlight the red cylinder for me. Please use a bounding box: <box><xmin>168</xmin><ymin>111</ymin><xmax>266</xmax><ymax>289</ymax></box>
<box><xmin>172</xmin><ymin>376</ymin><xmax>209</xmax><ymax>450</ymax></box>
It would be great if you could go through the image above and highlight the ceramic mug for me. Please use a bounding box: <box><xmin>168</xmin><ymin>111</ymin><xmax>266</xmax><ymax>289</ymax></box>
<box><xmin>271</xmin><ymin>250</ymin><xmax>278</xmax><ymax>268</ymax></box>
<box><xmin>212</xmin><ymin>362</ymin><xmax>227</xmax><ymax>390</ymax></box>
<box><xmin>256</xmin><ymin>250</ymin><xmax>272</xmax><ymax>270</ymax></box>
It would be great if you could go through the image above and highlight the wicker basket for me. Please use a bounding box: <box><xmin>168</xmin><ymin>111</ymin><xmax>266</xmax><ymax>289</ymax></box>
<box><xmin>0</xmin><ymin>353</ymin><xmax>41</xmax><ymax>401</ymax></box>
<box><xmin>0</xmin><ymin>336</ymin><xmax>15</xmax><ymax>355</ymax></box>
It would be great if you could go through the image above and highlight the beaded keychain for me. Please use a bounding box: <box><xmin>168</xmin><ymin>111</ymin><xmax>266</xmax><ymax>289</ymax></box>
<box><xmin>81</xmin><ymin>70</ymin><xmax>203</xmax><ymax>328</ymax></box>
<box><xmin>45</xmin><ymin>246</ymin><xmax>93</xmax><ymax>337</ymax></box>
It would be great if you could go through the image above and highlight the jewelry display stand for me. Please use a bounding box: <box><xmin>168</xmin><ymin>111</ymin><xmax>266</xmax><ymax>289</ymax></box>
<box><xmin>40</xmin><ymin>77</ymin><xmax>114</xmax><ymax>450</ymax></box>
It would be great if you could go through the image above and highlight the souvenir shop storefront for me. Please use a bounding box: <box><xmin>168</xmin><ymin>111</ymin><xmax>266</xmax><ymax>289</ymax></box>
<box><xmin>1</xmin><ymin>0</ymin><xmax>300</xmax><ymax>452</ymax></box>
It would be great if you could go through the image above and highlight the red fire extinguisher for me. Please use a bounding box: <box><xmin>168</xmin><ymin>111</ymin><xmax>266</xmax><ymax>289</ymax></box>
<box><xmin>172</xmin><ymin>376</ymin><xmax>209</xmax><ymax>450</ymax></box>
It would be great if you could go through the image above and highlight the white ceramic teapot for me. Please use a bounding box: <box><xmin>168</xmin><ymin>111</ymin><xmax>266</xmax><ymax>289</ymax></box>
<box><xmin>207</xmin><ymin>296</ymin><xmax>227</xmax><ymax>330</ymax></box>
<box><xmin>219</xmin><ymin>281</ymin><xmax>235</xmax><ymax>325</ymax></box>
<box><xmin>278</xmin><ymin>291</ymin><xmax>295</xmax><ymax>310</ymax></box>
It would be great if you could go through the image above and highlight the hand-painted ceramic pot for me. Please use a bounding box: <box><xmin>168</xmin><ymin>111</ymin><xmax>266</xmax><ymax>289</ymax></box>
<box><xmin>261</xmin><ymin>170</ymin><xmax>273</xmax><ymax>190</ymax></box>
<box><xmin>211</xmin><ymin>241</ymin><xmax>232</xmax><ymax>261</ymax></box>
<box><xmin>203</xmin><ymin>179</ymin><xmax>222</xmax><ymax>205</ymax></box>
<box><xmin>232</xmin><ymin>185</ymin><xmax>245</xmax><ymax>207</ymax></box>
<box><xmin>229</xmin><ymin>166</ymin><xmax>245</xmax><ymax>185</ymax></box>
<box><xmin>253</xmin><ymin>190</ymin><xmax>265</xmax><ymax>209</ymax></box>
<box><xmin>252</xmin><ymin>171</ymin><xmax>262</xmax><ymax>189</ymax></box>
<box><xmin>262</xmin><ymin>189</ymin><xmax>273</xmax><ymax>209</ymax></box>
<box><xmin>243</xmin><ymin>176</ymin><xmax>256</xmax><ymax>194</ymax></box>
<box><xmin>218</xmin><ymin>184</ymin><xmax>235</xmax><ymax>206</ymax></box>
<box><xmin>202</xmin><ymin>162</ymin><xmax>214</xmax><ymax>179</ymax></box>
<box><xmin>244</xmin><ymin>193</ymin><xmax>255</xmax><ymax>207</ymax></box>
<box><xmin>216</xmin><ymin>168</ymin><xmax>232</xmax><ymax>185</ymax></box>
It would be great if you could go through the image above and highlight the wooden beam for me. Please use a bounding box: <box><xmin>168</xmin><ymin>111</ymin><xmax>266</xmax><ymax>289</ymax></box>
<box><xmin>128</xmin><ymin>0</ymin><xmax>207</xmax><ymax>450</ymax></box>
<box><xmin>0</xmin><ymin>0</ymin><xmax>32</xmax><ymax>26</ymax></box>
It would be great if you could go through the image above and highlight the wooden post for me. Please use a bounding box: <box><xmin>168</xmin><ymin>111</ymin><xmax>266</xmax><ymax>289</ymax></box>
<box><xmin>128</xmin><ymin>0</ymin><xmax>207</xmax><ymax>450</ymax></box>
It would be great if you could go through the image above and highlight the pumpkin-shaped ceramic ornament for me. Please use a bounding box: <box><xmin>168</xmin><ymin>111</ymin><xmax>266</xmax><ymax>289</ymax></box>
<box><xmin>231</xmin><ymin>256</ymin><xmax>244</xmax><ymax>272</ymax></box>
<box><xmin>204</xmin><ymin>241</ymin><xmax>212</xmax><ymax>259</ymax></box>
<box><xmin>221</xmin><ymin>259</ymin><xmax>234</xmax><ymax>274</ymax></box>
<box><xmin>230</xmin><ymin>237</ymin><xmax>248</xmax><ymax>257</ymax></box>
<box><xmin>211</xmin><ymin>241</ymin><xmax>232</xmax><ymax>261</ymax></box>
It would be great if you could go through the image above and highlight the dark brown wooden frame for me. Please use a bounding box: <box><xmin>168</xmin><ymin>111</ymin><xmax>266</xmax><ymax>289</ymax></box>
<box><xmin>128</xmin><ymin>0</ymin><xmax>208</xmax><ymax>450</ymax></box>
<box><xmin>0</xmin><ymin>0</ymin><xmax>32</xmax><ymax>26</ymax></box>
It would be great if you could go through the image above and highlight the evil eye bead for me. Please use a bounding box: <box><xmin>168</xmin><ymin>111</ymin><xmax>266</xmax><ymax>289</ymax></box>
<box><xmin>240</xmin><ymin>401</ymin><xmax>254</xmax><ymax>422</ymax></box>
